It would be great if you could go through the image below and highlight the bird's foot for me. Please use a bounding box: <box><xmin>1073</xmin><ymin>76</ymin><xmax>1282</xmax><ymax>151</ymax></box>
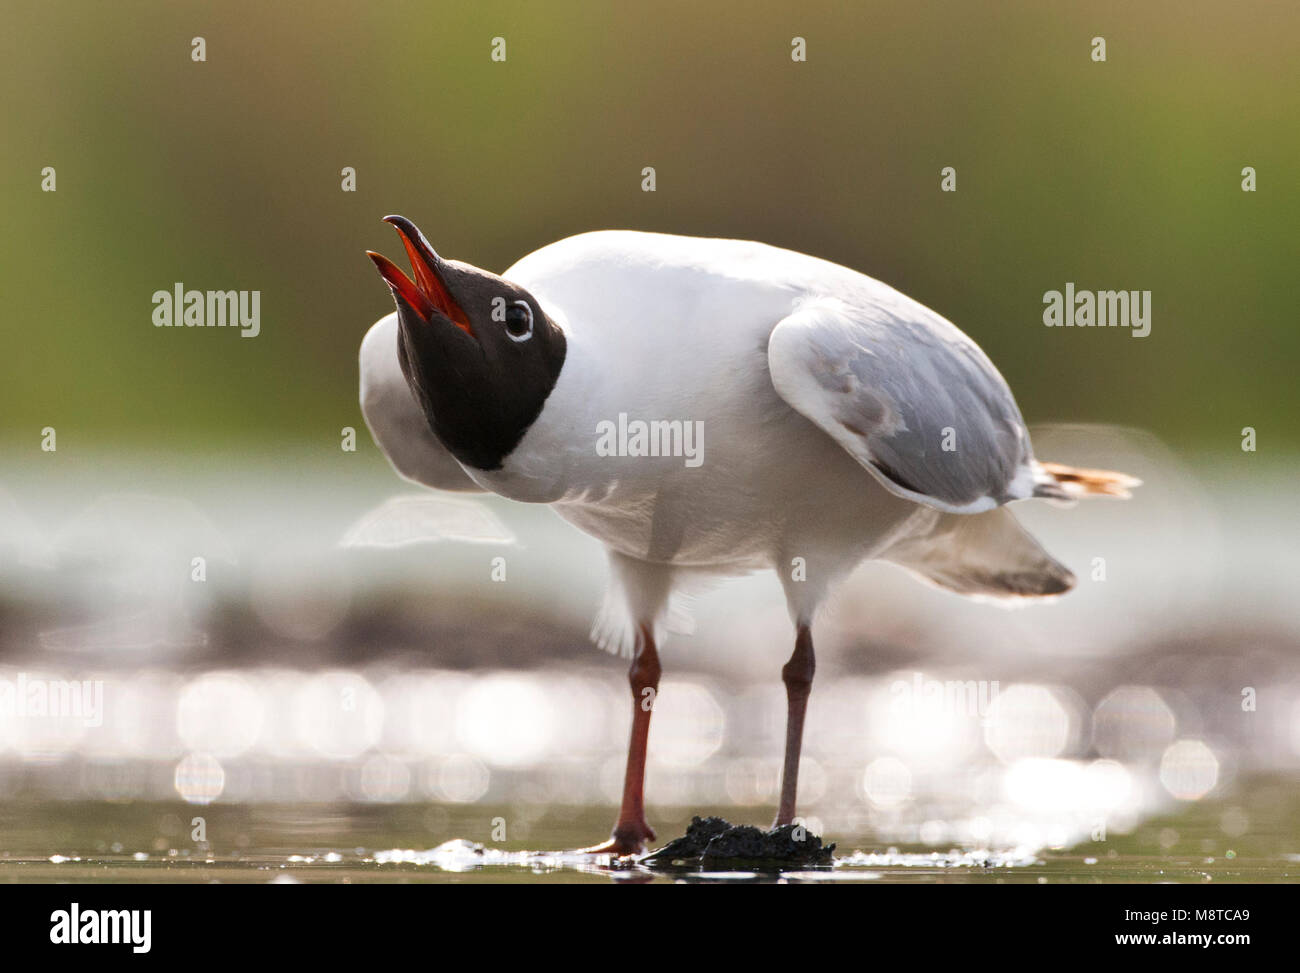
<box><xmin>578</xmin><ymin>820</ymin><xmax>656</xmax><ymax>858</ymax></box>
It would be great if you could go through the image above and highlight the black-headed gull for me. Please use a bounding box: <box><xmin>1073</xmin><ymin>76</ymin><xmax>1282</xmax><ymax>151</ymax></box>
<box><xmin>361</xmin><ymin>216</ymin><xmax>1138</xmax><ymax>855</ymax></box>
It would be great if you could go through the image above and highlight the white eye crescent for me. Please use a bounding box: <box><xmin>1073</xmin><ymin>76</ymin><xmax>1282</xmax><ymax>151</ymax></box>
<box><xmin>505</xmin><ymin>301</ymin><xmax>534</xmax><ymax>342</ymax></box>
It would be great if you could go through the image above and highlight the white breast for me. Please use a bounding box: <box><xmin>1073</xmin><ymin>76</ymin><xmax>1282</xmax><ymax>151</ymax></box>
<box><xmin>465</xmin><ymin>231</ymin><xmax>924</xmax><ymax>570</ymax></box>
<box><xmin>359</xmin><ymin>315</ymin><xmax>484</xmax><ymax>493</ymax></box>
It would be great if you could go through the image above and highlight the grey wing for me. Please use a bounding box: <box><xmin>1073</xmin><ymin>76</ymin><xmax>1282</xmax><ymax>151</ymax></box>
<box><xmin>767</xmin><ymin>297</ymin><xmax>1036</xmax><ymax>513</ymax></box>
<box><xmin>359</xmin><ymin>315</ymin><xmax>486</xmax><ymax>493</ymax></box>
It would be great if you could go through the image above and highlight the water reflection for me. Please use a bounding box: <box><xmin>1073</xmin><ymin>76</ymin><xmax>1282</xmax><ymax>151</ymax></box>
<box><xmin>0</xmin><ymin>662</ymin><xmax>1292</xmax><ymax>858</ymax></box>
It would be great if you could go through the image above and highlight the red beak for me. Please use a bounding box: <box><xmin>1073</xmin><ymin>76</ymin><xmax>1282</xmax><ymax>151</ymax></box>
<box><xmin>367</xmin><ymin>216</ymin><xmax>474</xmax><ymax>337</ymax></box>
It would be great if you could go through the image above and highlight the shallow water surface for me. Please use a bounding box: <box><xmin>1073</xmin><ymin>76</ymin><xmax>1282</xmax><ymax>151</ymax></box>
<box><xmin>0</xmin><ymin>778</ymin><xmax>1294</xmax><ymax>883</ymax></box>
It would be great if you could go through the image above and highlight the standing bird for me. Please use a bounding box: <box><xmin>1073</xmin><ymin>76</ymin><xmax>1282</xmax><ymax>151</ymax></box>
<box><xmin>361</xmin><ymin>216</ymin><xmax>1138</xmax><ymax>856</ymax></box>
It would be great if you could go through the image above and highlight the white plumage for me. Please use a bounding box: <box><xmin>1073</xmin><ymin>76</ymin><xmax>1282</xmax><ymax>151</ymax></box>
<box><xmin>361</xmin><ymin>231</ymin><xmax>1114</xmax><ymax>653</ymax></box>
<box><xmin>360</xmin><ymin>226</ymin><xmax>1136</xmax><ymax>849</ymax></box>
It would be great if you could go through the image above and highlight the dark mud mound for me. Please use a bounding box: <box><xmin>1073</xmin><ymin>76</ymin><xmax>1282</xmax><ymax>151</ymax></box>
<box><xmin>642</xmin><ymin>816</ymin><xmax>835</xmax><ymax>870</ymax></box>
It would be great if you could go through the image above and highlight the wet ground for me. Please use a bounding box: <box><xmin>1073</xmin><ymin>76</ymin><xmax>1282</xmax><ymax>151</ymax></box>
<box><xmin>0</xmin><ymin>776</ymin><xmax>1294</xmax><ymax>884</ymax></box>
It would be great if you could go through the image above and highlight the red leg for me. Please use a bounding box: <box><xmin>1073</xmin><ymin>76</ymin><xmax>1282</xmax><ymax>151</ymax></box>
<box><xmin>773</xmin><ymin>624</ymin><xmax>815</xmax><ymax>827</ymax></box>
<box><xmin>580</xmin><ymin>624</ymin><xmax>660</xmax><ymax>856</ymax></box>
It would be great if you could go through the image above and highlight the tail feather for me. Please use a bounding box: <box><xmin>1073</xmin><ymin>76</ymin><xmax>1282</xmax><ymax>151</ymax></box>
<box><xmin>885</xmin><ymin>506</ymin><xmax>1076</xmax><ymax>601</ymax></box>
<box><xmin>1033</xmin><ymin>461</ymin><xmax>1141</xmax><ymax>501</ymax></box>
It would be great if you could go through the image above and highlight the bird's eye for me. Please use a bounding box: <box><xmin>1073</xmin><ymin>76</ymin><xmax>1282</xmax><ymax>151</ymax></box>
<box><xmin>505</xmin><ymin>301</ymin><xmax>534</xmax><ymax>342</ymax></box>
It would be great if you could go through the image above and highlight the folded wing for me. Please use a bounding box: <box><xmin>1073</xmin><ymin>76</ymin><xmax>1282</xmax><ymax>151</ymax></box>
<box><xmin>767</xmin><ymin>298</ymin><xmax>1035</xmax><ymax>513</ymax></box>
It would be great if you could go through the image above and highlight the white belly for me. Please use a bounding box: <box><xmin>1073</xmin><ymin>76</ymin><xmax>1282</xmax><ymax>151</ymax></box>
<box><xmin>461</xmin><ymin>230</ymin><xmax>942</xmax><ymax>575</ymax></box>
<box><xmin>549</xmin><ymin>407</ymin><xmax>924</xmax><ymax>571</ymax></box>
<box><xmin>473</xmin><ymin>336</ymin><xmax>932</xmax><ymax>575</ymax></box>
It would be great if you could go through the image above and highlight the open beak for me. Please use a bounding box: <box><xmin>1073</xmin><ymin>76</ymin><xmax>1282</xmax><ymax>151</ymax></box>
<box><xmin>367</xmin><ymin>216</ymin><xmax>474</xmax><ymax>337</ymax></box>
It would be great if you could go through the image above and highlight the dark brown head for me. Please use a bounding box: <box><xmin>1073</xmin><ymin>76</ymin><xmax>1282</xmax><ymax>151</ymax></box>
<box><xmin>367</xmin><ymin>216</ymin><xmax>566</xmax><ymax>470</ymax></box>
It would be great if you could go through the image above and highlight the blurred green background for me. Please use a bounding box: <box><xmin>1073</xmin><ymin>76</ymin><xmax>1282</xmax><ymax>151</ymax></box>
<box><xmin>2</xmin><ymin>0</ymin><xmax>1296</xmax><ymax>454</ymax></box>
